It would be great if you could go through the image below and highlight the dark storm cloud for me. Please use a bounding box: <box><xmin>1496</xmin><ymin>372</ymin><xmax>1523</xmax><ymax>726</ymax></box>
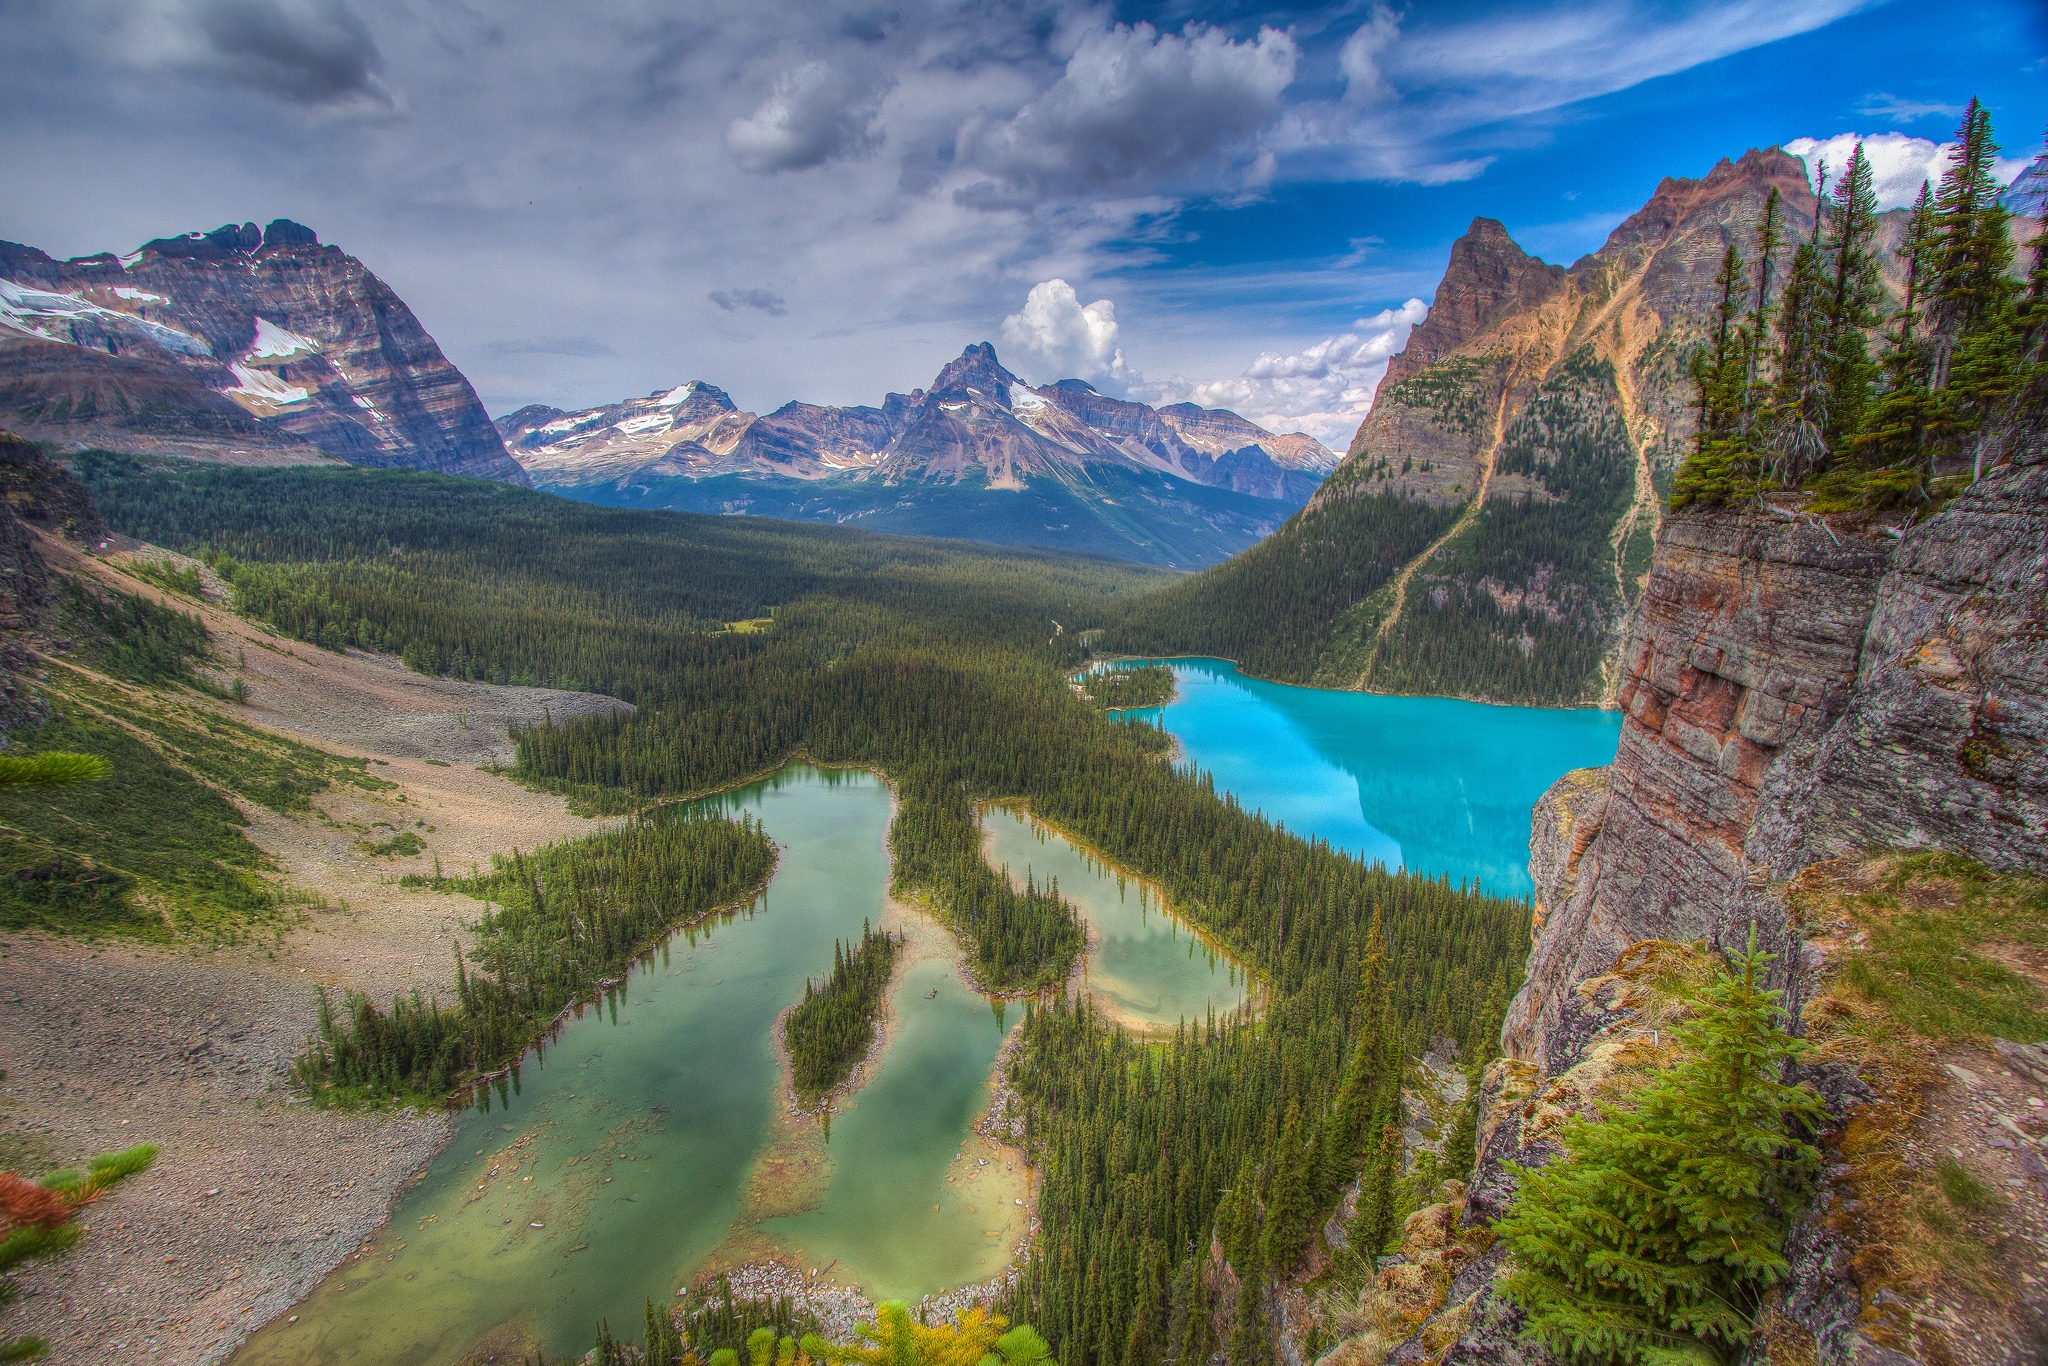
<box><xmin>191</xmin><ymin>0</ymin><xmax>393</xmax><ymax>108</ymax></box>
<box><xmin>708</xmin><ymin>288</ymin><xmax>789</xmax><ymax>316</ymax></box>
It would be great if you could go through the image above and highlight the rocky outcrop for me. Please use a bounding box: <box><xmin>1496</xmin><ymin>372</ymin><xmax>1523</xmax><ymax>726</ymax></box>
<box><xmin>1407</xmin><ymin>450</ymin><xmax>2048</xmax><ymax>1366</ymax></box>
<box><xmin>1</xmin><ymin>222</ymin><xmax>523</xmax><ymax>481</ymax></box>
<box><xmin>1505</xmin><ymin>506</ymin><xmax>1893</xmax><ymax>1065</ymax></box>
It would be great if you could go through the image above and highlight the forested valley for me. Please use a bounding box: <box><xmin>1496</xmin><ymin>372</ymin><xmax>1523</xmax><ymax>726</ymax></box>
<box><xmin>69</xmin><ymin>451</ymin><xmax>1533</xmax><ymax>1365</ymax></box>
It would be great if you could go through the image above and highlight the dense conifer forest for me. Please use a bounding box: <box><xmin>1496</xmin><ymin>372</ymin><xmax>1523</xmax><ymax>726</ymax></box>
<box><xmin>783</xmin><ymin>921</ymin><xmax>900</xmax><ymax>1107</ymax></box>
<box><xmin>1095</xmin><ymin>488</ymin><xmax>1457</xmax><ymax>679</ymax></box>
<box><xmin>81</xmin><ymin>451</ymin><xmax>1531</xmax><ymax>1364</ymax></box>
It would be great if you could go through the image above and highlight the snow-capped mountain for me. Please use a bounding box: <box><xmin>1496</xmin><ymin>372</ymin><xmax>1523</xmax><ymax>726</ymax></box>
<box><xmin>498</xmin><ymin>343</ymin><xmax>1334</xmax><ymax>565</ymax></box>
<box><xmin>0</xmin><ymin>221</ymin><xmax>522</xmax><ymax>481</ymax></box>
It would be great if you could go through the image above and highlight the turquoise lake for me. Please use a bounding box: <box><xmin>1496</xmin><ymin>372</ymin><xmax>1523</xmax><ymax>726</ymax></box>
<box><xmin>1110</xmin><ymin>659</ymin><xmax>1623</xmax><ymax>898</ymax></box>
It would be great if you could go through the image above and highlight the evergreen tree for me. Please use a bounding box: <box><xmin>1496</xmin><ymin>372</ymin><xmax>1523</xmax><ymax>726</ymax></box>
<box><xmin>1347</xmin><ymin>1122</ymin><xmax>1403</xmax><ymax>1261</ymax></box>
<box><xmin>1671</xmin><ymin>247</ymin><xmax>1757</xmax><ymax>507</ymax></box>
<box><xmin>1496</xmin><ymin>931</ymin><xmax>1827</xmax><ymax>1365</ymax></box>
<box><xmin>1819</xmin><ymin>142</ymin><xmax>1884</xmax><ymax>448</ymax></box>
<box><xmin>1850</xmin><ymin>183</ymin><xmax>1939</xmax><ymax>490</ymax></box>
<box><xmin>1262</xmin><ymin>1100</ymin><xmax>1316</xmax><ymax>1271</ymax></box>
<box><xmin>1318</xmin><ymin>911</ymin><xmax>1390</xmax><ymax>1195</ymax></box>
<box><xmin>645</xmin><ymin>1298</ymin><xmax>686</xmax><ymax>1365</ymax></box>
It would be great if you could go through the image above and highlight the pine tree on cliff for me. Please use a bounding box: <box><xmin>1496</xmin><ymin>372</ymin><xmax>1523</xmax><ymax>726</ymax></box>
<box><xmin>1496</xmin><ymin>931</ymin><xmax>1827</xmax><ymax>1365</ymax></box>
<box><xmin>1818</xmin><ymin>142</ymin><xmax>1885</xmax><ymax>447</ymax></box>
<box><xmin>1850</xmin><ymin>183</ymin><xmax>1939</xmax><ymax>485</ymax></box>
<box><xmin>1740</xmin><ymin>186</ymin><xmax>1785</xmax><ymax>431</ymax></box>
<box><xmin>1671</xmin><ymin>246</ymin><xmax>1759</xmax><ymax>507</ymax></box>
<box><xmin>1762</xmin><ymin>162</ymin><xmax>1833</xmax><ymax>489</ymax></box>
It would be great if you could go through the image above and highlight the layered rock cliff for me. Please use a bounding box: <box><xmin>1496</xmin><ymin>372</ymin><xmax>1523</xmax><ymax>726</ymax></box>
<box><xmin>1</xmin><ymin>220</ymin><xmax>523</xmax><ymax>482</ymax></box>
<box><xmin>1355</xmin><ymin>447</ymin><xmax>2048</xmax><ymax>1366</ymax></box>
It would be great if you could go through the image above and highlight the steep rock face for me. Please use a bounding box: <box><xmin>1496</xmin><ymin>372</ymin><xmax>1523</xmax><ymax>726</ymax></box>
<box><xmin>1458</xmin><ymin>456</ymin><xmax>2047</xmax><ymax>1366</ymax></box>
<box><xmin>1746</xmin><ymin>460</ymin><xmax>2048</xmax><ymax>877</ymax></box>
<box><xmin>1504</xmin><ymin>506</ymin><xmax>1890</xmax><ymax>1065</ymax></box>
<box><xmin>1</xmin><ymin>221</ymin><xmax>523</xmax><ymax>481</ymax></box>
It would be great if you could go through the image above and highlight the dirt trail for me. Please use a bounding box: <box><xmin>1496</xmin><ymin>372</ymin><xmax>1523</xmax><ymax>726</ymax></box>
<box><xmin>2</xmin><ymin>536</ymin><xmax>635</xmax><ymax>1366</ymax></box>
<box><xmin>1356</xmin><ymin>374</ymin><xmax>1515</xmax><ymax>690</ymax></box>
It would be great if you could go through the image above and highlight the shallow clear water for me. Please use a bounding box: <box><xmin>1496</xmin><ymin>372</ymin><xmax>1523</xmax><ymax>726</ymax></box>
<box><xmin>1112</xmin><ymin>659</ymin><xmax>1623</xmax><ymax>898</ymax></box>
<box><xmin>981</xmin><ymin>806</ymin><xmax>1247</xmax><ymax>1031</ymax></box>
<box><xmin>233</xmin><ymin>764</ymin><xmax>1018</xmax><ymax>1366</ymax></box>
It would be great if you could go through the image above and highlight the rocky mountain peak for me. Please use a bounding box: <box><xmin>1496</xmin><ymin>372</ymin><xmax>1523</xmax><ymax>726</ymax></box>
<box><xmin>928</xmin><ymin>342</ymin><xmax>1023</xmax><ymax>405</ymax></box>
<box><xmin>1595</xmin><ymin>146</ymin><xmax>1817</xmax><ymax>266</ymax></box>
<box><xmin>1381</xmin><ymin>217</ymin><xmax>1563</xmax><ymax>392</ymax></box>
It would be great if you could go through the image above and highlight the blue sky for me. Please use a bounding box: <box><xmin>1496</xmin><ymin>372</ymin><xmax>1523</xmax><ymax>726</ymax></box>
<box><xmin>2</xmin><ymin>0</ymin><xmax>2041</xmax><ymax>446</ymax></box>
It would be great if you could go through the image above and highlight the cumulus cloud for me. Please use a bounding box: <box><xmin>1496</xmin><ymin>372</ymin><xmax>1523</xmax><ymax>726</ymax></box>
<box><xmin>956</xmin><ymin>21</ymin><xmax>1298</xmax><ymax>202</ymax></box>
<box><xmin>708</xmin><ymin>287</ymin><xmax>789</xmax><ymax>316</ymax></box>
<box><xmin>1784</xmin><ymin>132</ymin><xmax>2031</xmax><ymax>209</ymax></box>
<box><xmin>725</xmin><ymin>61</ymin><xmax>887</xmax><ymax>173</ymax></box>
<box><xmin>178</xmin><ymin>0</ymin><xmax>394</xmax><ymax>108</ymax></box>
<box><xmin>1134</xmin><ymin>299</ymin><xmax>1429</xmax><ymax>448</ymax></box>
<box><xmin>1000</xmin><ymin>280</ymin><xmax>1130</xmax><ymax>387</ymax></box>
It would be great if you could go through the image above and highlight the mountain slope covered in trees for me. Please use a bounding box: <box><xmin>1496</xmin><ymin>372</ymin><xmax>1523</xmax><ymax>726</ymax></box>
<box><xmin>76</xmin><ymin>451</ymin><xmax>1529</xmax><ymax>1366</ymax></box>
<box><xmin>1106</xmin><ymin>125</ymin><xmax>2041</xmax><ymax>706</ymax></box>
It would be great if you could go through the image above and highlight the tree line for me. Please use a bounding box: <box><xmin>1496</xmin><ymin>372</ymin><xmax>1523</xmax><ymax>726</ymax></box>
<box><xmin>1675</xmin><ymin>100</ymin><xmax>2044</xmax><ymax>509</ymax></box>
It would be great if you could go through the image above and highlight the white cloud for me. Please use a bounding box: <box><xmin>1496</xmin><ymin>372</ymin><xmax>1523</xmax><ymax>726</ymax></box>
<box><xmin>1132</xmin><ymin>298</ymin><xmax>1428</xmax><ymax>448</ymax></box>
<box><xmin>1337</xmin><ymin>5</ymin><xmax>1400</xmax><ymax>106</ymax></box>
<box><xmin>956</xmin><ymin>21</ymin><xmax>1299</xmax><ymax>202</ymax></box>
<box><xmin>1000</xmin><ymin>280</ymin><xmax>1131</xmax><ymax>388</ymax></box>
<box><xmin>726</xmin><ymin>61</ymin><xmax>887</xmax><ymax>173</ymax></box>
<box><xmin>1784</xmin><ymin>132</ymin><xmax>2031</xmax><ymax>210</ymax></box>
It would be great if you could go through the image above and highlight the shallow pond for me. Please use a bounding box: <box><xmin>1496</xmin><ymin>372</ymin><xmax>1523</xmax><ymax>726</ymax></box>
<box><xmin>1108</xmin><ymin>659</ymin><xmax>1624</xmax><ymax>897</ymax></box>
<box><xmin>981</xmin><ymin>805</ymin><xmax>1248</xmax><ymax>1031</ymax></box>
<box><xmin>233</xmin><ymin>764</ymin><xmax>1020</xmax><ymax>1366</ymax></box>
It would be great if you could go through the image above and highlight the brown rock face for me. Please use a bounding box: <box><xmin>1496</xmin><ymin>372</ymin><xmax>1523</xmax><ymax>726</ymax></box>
<box><xmin>1506</xmin><ymin>507</ymin><xmax>1890</xmax><ymax>1063</ymax></box>
<box><xmin>1378</xmin><ymin>218</ymin><xmax>1566</xmax><ymax>397</ymax></box>
<box><xmin>1507</xmin><ymin>450</ymin><xmax>2048</xmax><ymax>1069</ymax></box>
<box><xmin>1</xmin><ymin>222</ymin><xmax>522</xmax><ymax>481</ymax></box>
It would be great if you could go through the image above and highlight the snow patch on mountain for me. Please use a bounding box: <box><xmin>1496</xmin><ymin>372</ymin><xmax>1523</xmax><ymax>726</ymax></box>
<box><xmin>224</xmin><ymin>362</ymin><xmax>311</xmax><ymax>406</ymax></box>
<box><xmin>247</xmin><ymin>317</ymin><xmax>319</xmax><ymax>359</ymax></box>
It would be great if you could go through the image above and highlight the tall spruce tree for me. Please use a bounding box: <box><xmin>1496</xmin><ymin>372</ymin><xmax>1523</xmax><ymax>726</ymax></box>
<box><xmin>1496</xmin><ymin>932</ymin><xmax>1827</xmax><ymax>1365</ymax></box>
<box><xmin>1819</xmin><ymin>142</ymin><xmax>1884</xmax><ymax>448</ymax></box>
<box><xmin>1850</xmin><ymin>183</ymin><xmax>1939</xmax><ymax>489</ymax></box>
<box><xmin>1262</xmin><ymin>1100</ymin><xmax>1316</xmax><ymax>1271</ymax></box>
<box><xmin>1318</xmin><ymin>911</ymin><xmax>1391</xmax><ymax>1196</ymax></box>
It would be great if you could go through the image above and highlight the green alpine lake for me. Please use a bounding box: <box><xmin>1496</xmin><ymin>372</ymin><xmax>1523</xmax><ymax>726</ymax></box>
<box><xmin>236</xmin><ymin>668</ymin><xmax>1615</xmax><ymax>1363</ymax></box>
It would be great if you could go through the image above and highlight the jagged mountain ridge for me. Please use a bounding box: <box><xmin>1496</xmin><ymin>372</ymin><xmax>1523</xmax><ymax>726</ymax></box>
<box><xmin>0</xmin><ymin>220</ymin><xmax>524</xmax><ymax>482</ymax></box>
<box><xmin>1105</xmin><ymin>146</ymin><xmax>1956</xmax><ymax>702</ymax></box>
<box><xmin>499</xmin><ymin>341</ymin><xmax>1336</xmax><ymax>568</ymax></box>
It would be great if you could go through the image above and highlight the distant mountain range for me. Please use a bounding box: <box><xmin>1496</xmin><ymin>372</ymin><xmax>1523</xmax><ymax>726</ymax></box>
<box><xmin>0</xmin><ymin>223</ymin><xmax>1333</xmax><ymax>568</ymax></box>
<box><xmin>0</xmin><ymin>221</ymin><xmax>522</xmax><ymax>482</ymax></box>
<box><xmin>497</xmin><ymin>342</ymin><xmax>1335</xmax><ymax>567</ymax></box>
